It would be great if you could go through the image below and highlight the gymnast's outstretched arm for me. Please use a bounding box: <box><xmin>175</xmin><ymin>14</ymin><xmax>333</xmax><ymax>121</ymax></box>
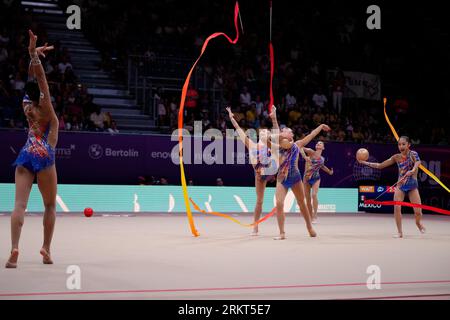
<box><xmin>28</xmin><ymin>30</ymin><xmax>59</xmax><ymax>147</ymax></box>
<box><xmin>300</xmin><ymin>147</ymin><xmax>314</xmax><ymax>159</ymax></box>
<box><xmin>359</xmin><ymin>156</ymin><xmax>397</xmax><ymax>169</ymax></box>
<box><xmin>295</xmin><ymin>124</ymin><xmax>331</xmax><ymax>148</ymax></box>
<box><xmin>269</xmin><ymin>105</ymin><xmax>279</xmax><ymax>131</ymax></box>
<box><xmin>226</xmin><ymin>106</ymin><xmax>252</xmax><ymax>149</ymax></box>
<box><xmin>321</xmin><ymin>165</ymin><xmax>334</xmax><ymax>175</ymax></box>
<box><xmin>28</xmin><ymin>30</ymin><xmax>54</xmax><ymax>115</ymax></box>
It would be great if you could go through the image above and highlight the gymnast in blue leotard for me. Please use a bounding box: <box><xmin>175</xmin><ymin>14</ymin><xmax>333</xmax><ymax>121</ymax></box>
<box><xmin>278</xmin><ymin>143</ymin><xmax>302</xmax><ymax>189</ymax></box>
<box><xmin>5</xmin><ymin>30</ymin><xmax>59</xmax><ymax>268</ymax></box>
<box><xmin>272</xmin><ymin>123</ymin><xmax>331</xmax><ymax>240</ymax></box>
<box><xmin>300</xmin><ymin>141</ymin><xmax>334</xmax><ymax>224</ymax></box>
<box><xmin>226</xmin><ymin>106</ymin><xmax>279</xmax><ymax>235</ymax></box>
<box><xmin>13</xmin><ymin>99</ymin><xmax>56</xmax><ymax>173</ymax></box>
<box><xmin>358</xmin><ymin>136</ymin><xmax>426</xmax><ymax>238</ymax></box>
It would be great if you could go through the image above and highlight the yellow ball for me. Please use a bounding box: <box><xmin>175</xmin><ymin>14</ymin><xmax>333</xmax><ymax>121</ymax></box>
<box><xmin>356</xmin><ymin>148</ymin><xmax>369</xmax><ymax>161</ymax></box>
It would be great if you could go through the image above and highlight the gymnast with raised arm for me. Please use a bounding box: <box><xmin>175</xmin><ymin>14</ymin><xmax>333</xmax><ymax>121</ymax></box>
<box><xmin>5</xmin><ymin>30</ymin><xmax>59</xmax><ymax>268</ymax></box>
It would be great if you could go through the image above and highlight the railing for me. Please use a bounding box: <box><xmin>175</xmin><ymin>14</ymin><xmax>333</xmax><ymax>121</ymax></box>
<box><xmin>127</xmin><ymin>55</ymin><xmax>225</xmax><ymax>125</ymax></box>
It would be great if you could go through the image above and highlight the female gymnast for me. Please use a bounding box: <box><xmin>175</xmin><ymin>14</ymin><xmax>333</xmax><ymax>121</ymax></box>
<box><xmin>274</xmin><ymin>124</ymin><xmax>331</xmax><ymax>240</ymax></box>
<box><xmin>226</xmin><ymin>106</ymin><xmax>279</xmax><ymax>235</ymax></box>
<box><xmin>358</xmin><ymin>136</ymin><xmax>426</xmax><ymax>238</ymax></box>
<box><xmin>5</xmin><ymin>30</ymin><xmax>59</xmax><ymax>268</ymax></box>
<box><xmin>300</xmin><ymin>141</ymin><xmax>334</xmax><ymax>224</ymax></box>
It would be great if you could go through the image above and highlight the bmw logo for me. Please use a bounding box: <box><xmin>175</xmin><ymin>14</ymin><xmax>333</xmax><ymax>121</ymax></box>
<box><xmin>89</xmin><ymin>144</ymin><xmax>103</xmax><ymax>159</ymax></box>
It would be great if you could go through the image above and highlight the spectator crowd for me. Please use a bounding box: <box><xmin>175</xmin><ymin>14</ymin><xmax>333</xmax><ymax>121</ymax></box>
<box><xmin>1</xmin><ymin>0</ymin><xmax>448</xmax><ymax>145</ymax></box>
<box><xmin>69</xmin><ymin>0</ymin><xmax>447</xmax><ymax>144</ymax></box>
<box><xmin>0</xmin><ymin>0</ymin><xmax>118</xmax><ymax>134</ymax></box>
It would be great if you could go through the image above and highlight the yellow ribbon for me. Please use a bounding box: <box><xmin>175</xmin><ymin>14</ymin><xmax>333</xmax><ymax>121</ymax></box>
<box><xmin>189</xmin><ymin>198</ymin><xmax>276</xmax><ymax>227</ymax></box>
<box><xmin>383</xmin><ymin>97</ymin><xmax>449</xmax><ymax>193</ymax></box>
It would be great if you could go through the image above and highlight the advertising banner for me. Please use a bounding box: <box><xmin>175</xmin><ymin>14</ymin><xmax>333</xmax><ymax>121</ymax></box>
<box><xmin>1</xmin><ymin>130</ymin><xmax>448</xmax><ymax>211</ymax></box>
<box><xmin>358</xmin><ymin>185</ymin><xmax>395</xmax><ymax>213</ymax></box>
<box><xmin>0</xmin><ymin>184</ymin><xmax>357</xmax><ymax>213</ymax></box>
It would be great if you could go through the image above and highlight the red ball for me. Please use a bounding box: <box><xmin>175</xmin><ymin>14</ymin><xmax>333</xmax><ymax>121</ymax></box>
<box><xmin>84</xmin><ymin>207</ymin><xmax>94</xmax><ymax>217</ymax></box>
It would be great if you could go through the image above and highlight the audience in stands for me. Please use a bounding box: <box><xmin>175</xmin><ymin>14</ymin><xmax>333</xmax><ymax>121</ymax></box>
<box><xmin>0</xmin><ymin>5</ymin><xmax>117</xmax><ymax>133</ymax></box>
<box><xmin>0</xmin><ymin>0</ymin><xmax>448</xmax><ymax>145</ymax></box>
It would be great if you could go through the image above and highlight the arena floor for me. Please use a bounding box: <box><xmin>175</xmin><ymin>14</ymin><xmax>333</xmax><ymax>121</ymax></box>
<box><xmin>0</xmin><ymin>212</ymin><xmax>449</xmax><ymax>300</ymax></box>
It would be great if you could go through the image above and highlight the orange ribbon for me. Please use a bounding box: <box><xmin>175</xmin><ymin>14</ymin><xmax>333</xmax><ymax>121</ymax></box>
<box><xmin>189</xmin><ymin>198</ymin><xmax>277</xmax><ymax>227</ymax></box>
<box><xmin>178</xmin><ymin>2</ymin><xmax>241</xmax><ymax>236</ymax></box>
<box><xmin>383</xmin><ymin>97</ymin><xmax>449</xmax><ymax>193</ymax></box>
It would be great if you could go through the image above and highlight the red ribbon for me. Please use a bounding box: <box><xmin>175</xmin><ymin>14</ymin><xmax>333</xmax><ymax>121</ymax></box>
<box><xmin>364</xmin><ymin>200</ymin><xmax>450</xmax><ymax>215</ymax></box>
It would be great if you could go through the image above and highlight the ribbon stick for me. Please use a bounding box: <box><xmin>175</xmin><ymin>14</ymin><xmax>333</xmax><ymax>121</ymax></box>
<box><xmin>373</xmin><ymin>176</ymin><xmax>408</xmax><ymax>201</ymax></box>
<box><xmin>383</xmin><ymin>97</ymin><xmax>450</xmax><ymax>193</ymax></box>
<box><xmin>366</xmin><ymin>175</ymin><xmax>450</xmax><ymax>215</ymax></box>
<box><xmin>268</xmin><ymin>0</ymin><xmax>274</xmax><ymax>113</ymax></box>
<box><xmin>178</xmin><ymin>2</ymin><xmax>241</xmax><ymax>237</ymax></box>
<box><xmin>190</xmin><ymin>198</ymin><xmax>277</xmax><ymax>227</ymax></box>
<box><xmin>364</xmin><ymin>200</ymin><xmax>450</xmax><ymax>216</ymax></box>
<box><xmin>238</xmin><ymin>7</ymin><xmax>244</xmax><ymax>34</ymax></box>
<box><xmin>269</xmin><ymin>43</ymin><xmax>274</xmax><ymax>113</ymax></box>
<box><xmin>269</xmin><ymin>0</ymin><xmax>272</xmax><ymax>42</ymax></box>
